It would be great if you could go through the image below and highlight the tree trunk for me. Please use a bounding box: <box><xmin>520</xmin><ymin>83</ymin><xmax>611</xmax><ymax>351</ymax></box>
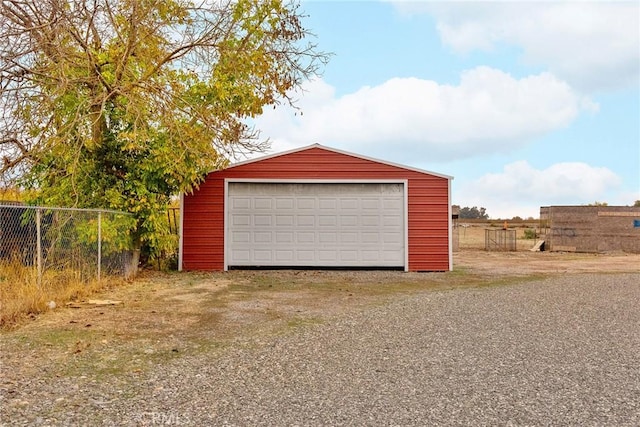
<box><xmin>124</xmin><ymin>247</ymin><xmax>140</xmax><ymax>279</ymax></box>
<box><xmin>124</xmin><ymin>235</ymin><xmax>142</xmax><ymax>279</ymax></box>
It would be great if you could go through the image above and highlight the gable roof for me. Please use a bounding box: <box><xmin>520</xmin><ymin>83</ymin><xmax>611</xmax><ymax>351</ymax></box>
<box><xmin>224</xmin><ymin>143</ymin><xmax>453</xmax><ymax>180</ymax></box>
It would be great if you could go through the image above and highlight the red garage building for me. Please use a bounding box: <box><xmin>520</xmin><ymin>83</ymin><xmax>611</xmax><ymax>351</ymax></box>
<box><xmin>179</xmin><ymin>144</ymin><xmax>453</xmax><ymax>272</ymax></box>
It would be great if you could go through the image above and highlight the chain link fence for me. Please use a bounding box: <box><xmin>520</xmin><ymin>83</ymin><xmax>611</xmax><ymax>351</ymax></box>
<box><xmin>0</xmin><ymin>203</ymin><xmax>133</xmax><ymax>285</ymax></box>
<box><xmin>484</xmin><ymin>228</ymin><xmax>517</xmax><ymax>251</ymax></box>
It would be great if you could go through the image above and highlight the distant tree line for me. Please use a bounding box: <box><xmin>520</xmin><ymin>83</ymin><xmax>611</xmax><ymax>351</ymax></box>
<box><xmin>588</xmin><ymin>201</ymin><xmax>640</xmax><ymax>207</ymax></box>
<box><xmin>459</xmin><ymin>206</ymin><xmax>489</xmax><ymax>219</ymax></box>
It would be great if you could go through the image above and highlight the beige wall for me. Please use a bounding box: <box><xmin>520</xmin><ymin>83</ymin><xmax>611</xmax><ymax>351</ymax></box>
<box><xmin>541</xmin><ymin>206</ymin><xmax>640</xmax><ymax>253</ymax></box>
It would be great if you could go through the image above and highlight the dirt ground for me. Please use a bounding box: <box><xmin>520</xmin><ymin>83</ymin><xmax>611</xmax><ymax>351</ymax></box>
<box><xmin>455</xmin><ymin>250</ymin><xmax>640</xmax><ymax>275</ymax></box>
<box><xmin>1</xmin><ymin>244</ymin><xmax>638</xmax><ymax>394</ymax></box>
<box><xmin>455</xmin><ymin>224</ymin><xmax>639</xmax><ymax>275</ymax></box>
<box><xmin>2</xmin><ymin>248</ymin><xmax>638</xmax><ymax>426</ymax></box>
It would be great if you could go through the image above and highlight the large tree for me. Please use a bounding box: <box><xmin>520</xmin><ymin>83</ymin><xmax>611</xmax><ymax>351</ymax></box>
<box><xmin>0</xmin><ymin>0</ymin><xmax>328</xmax><ymax>266</ymax></box>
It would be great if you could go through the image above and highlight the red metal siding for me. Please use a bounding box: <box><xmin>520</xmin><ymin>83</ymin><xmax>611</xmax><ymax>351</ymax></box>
<box><xmin>182</xmin><ymin>146</ymin><xmax>451</xmax><ymax>271</ymax></box>
<box><xmin>182</xmin><ymin>180</ymin><xmax>225</xmax><ymax>270</ymax></box>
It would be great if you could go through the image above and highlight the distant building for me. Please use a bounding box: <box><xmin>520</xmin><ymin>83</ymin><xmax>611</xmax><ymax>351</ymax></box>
<box><xmin>540</xmin><ymin>206</ymin><xmax>640</xmax><ymax>253</ymax></box>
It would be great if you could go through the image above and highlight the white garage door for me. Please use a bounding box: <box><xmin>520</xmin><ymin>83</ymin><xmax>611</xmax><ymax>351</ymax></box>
<box><xmin>226</xmin><ymin>182</ymin><xmax>405</xmax><ymax>268</ymax></box>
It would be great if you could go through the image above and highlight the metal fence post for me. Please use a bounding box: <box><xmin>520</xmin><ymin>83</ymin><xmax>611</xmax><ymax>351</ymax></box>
<box><xmin>36</xmin><ymin>208</ymin><xmax>42</xmax><ymax>287</ymax></box>
<box><xmin>97</xmin><ymin>211</ymin><xmax>102</xmax><ymax>282</ymax></box>
<box><xmin>0</xmin><ymin>204</ymin><xmax>130</xmax><ymax>284</ymax></box>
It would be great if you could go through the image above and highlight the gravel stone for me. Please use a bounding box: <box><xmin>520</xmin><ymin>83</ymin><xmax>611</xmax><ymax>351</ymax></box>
<box><xmin>1</xmin><ymin>273</ymin><xmax>639</xmax><ymax>426</ymax></box>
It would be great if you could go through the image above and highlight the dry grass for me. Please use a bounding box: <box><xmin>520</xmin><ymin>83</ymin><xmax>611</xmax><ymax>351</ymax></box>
<box><xmin>0</xmin><ymin>260</ymin><xmax>123</xmax><ymax>328</ymax></box>
<box><xmin>2</xmin><ymin>268</ymin><xmax>512</xmax><ymax>380</ymax></box>
<box><xmin>458</xmin><ymin>223</ymin><xmax>541</xmax><ymax>250</ymax></box>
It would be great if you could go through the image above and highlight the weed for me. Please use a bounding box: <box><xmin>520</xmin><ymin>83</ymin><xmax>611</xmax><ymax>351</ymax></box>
<box><xmin>0</xmin><ymin>260</ymin><xmax>122</xmax><ymax>328</ymax></box>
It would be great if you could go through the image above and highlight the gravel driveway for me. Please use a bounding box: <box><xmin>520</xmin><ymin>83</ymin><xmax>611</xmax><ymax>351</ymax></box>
<box><xmin>2</xmin><ymin>273</ymin><xmax>639</xmax><ymax>426</ymax></box>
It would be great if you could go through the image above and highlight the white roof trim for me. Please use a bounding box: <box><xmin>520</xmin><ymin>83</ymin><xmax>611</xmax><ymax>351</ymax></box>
<box><xmin>220</xmin><ymin>143</ymin><xmax>453</xmax><ymax>180</ymax></box>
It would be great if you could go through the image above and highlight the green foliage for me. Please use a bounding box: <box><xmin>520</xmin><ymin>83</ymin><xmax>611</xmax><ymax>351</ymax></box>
<box><xmin>1</xmin><ymin>0</ymin><xmax>328</xmax><ymax>258</ymax></box>
<box><xmin>523</xmin><ymin>228</ymin><xmax>537</xmax><ymax>239</ymax></box>
<box><xmin>76</xmin><ymin>214</ymin><xmax>137</xmax><ymax>255</ymax></box>
<box><xmin>459</xmin><ymin>206</ymin><xmax>489</xmax><ymax>219</ymax></box>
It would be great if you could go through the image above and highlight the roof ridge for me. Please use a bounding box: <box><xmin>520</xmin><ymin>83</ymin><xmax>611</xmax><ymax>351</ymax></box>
<box><xmin>220</xmin><ymin>144</ymin><xmax>453</xmax><ymax>180</ymax></box>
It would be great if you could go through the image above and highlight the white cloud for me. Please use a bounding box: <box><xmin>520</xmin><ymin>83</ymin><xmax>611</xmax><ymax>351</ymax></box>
<box><xmin>256</xmin><ymin>68</ymin><xmax>596</xmax><ymax>163</ymax></box>
<box><xmin>455</xmin><ymin>160</ymin><xmax>623</xmax><ymax>219</ymax></box>
<box><xmin>389</xmin><ymin>2</ymin><xmax>640</xmax><ymax>93</ymax></box>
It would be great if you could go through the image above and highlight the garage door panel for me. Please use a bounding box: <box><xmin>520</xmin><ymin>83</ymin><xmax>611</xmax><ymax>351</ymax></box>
<box><xmin>319</xmin><ymin>232</ymin><xmax>337</xmax><ymax>243</ymax></box>
<box><xmin>275</xmin><ymin>250</ymin><xmax>294</xmax><ymax>262</ymax></box>
<box><xmin>340</xmin><ymin>250</ymin><xmax>358</xmax><ymax>261</ymax></box>
<box><xmin>227</xmin><ymin>183</ymin><xmax>405</xmax><ymax>267</ymax></box>
<box><xmin>319</xmin><ymin>199</ymin><xmax>337</xmax><ymax>210</ymax></box>
<box><xmin>254</xmin><ymin>215</ymin><xmax>271</xmax><ymax>226</ymax></box>
<box><xmin>383</xmin><ymin>198</ymin><xmax>403</xmax><ymax>210</ymax></box>
<box><xmin>233</xmin><ymin>215</ymin><xmax>250</xmax><ymax>226</ymax></box>
<box><xmin>361</xmin><ymin>232</ymin><xmax>379</xmax><ymax>243</ymax></box>
<box><xmin>297</xmin><ymin>232</ymin><xmax>315</xmax><ymax>243</ymax></box>
<box><xmin>233</xmin><ymin>198</ymin><xmax>251</xmax><ymax>209</ymax></box>
<box><xmin>254</xmin><ymin>250</ymin><xmax>271</xmax><ymax>262</ymax></box>
<box><xmin>275</xmin><ymin>215</ymin><xmax>294</xmax><ymax>226</ymax></box>
<box><xmin>296</xmin><ymin>215</ymin><xmax>314</xmax><ymax>226</ymax></box>
<box><xmin>383</xmin><ymin>215</ymin><xmax>403</xmax><ymax>226</ymax></box>
<box><xmin>340</xmin><ymin>199</ymin><xmax>358</xmax><ymax>209</ymax></box>
<box><xmin>383</xmin><ymin>232</ymin><xmax>402</xmax><ymax>244</ymax></box>
<box><xmin>276</xmin><ymin>198</ymin><xmax>294</xmax><ymax>209</ymax></box>
<box><xmin>340</xmin><ymin>216</ymin><xmax>358</xmax><ymax>226</ymax></box>
<box><xmin>319</xmin><ymin>216</ymin><xmax>337</xmax><ymax>226</ymax></box>
<box><xmin>318</xmin><ymin>250</ymin><xmax>337</xmax><ymax>261</ymax></box>
<box><xmin>254</xmin><ymin>198</ymin><xmax>272</xmax><ymax>209</ymax></box>
<box><xmin>383</xmin><ymin>250</ymin><xmax>404</xmax><ymax>262</ymax></box>
<box><xmin>361</xmin><ymin>216</ymin><xmax>380</xmax><ymax>226</ymax></box>
<box><xmin>231</xmin><ymin>249</ymin><xmax>250</xmax><ymax>262</ymax></box>
<box><xmin>231</xmin><ymin>231</ymin><xmax>250</xmax><ymax>243</ymax></box>
<box><xmin>276</xmin><ymin>232</ymin><xmax>293</xmax><ymax>243</ymax></box>
<box><xmin>341</xmin><ymin>232</ymin><xmax>358</xmax><ymax>243</ymax></box>
<box><xmin>297</xmin><ymin>250</ymin><xmax>314</xmax><ymax>261</ymax></box>
<box><xmin>362</xmin><ymin>199</ymin><xmax>380</xmax><ymax>209</ymax></box>
<box><xmin>297</xmin><ymin>198</ymin><xmax>315</xmax><ymax>209</ymax></box>
<box><xmin>254</xmin><ymin>232</ymin><xmax>272</xmax><ymax>243</ymax></box>
<box><xmin>362</xmin><ymin>251</ymin><xmax>380</xmax><ymax>261</ymax></box>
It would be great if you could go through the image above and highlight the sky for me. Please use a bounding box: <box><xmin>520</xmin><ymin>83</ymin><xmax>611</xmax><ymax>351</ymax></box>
<box><xmin>251</xmin><ymin>0</ymin><xmax>640</xmax><ymax>219</ymax></box>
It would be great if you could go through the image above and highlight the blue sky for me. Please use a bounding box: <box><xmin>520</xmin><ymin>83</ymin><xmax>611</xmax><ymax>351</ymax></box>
<box><xmin>253</xmin><ymin>1</ymin><xmax>640</xmax><ymax>219</ymax></box>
